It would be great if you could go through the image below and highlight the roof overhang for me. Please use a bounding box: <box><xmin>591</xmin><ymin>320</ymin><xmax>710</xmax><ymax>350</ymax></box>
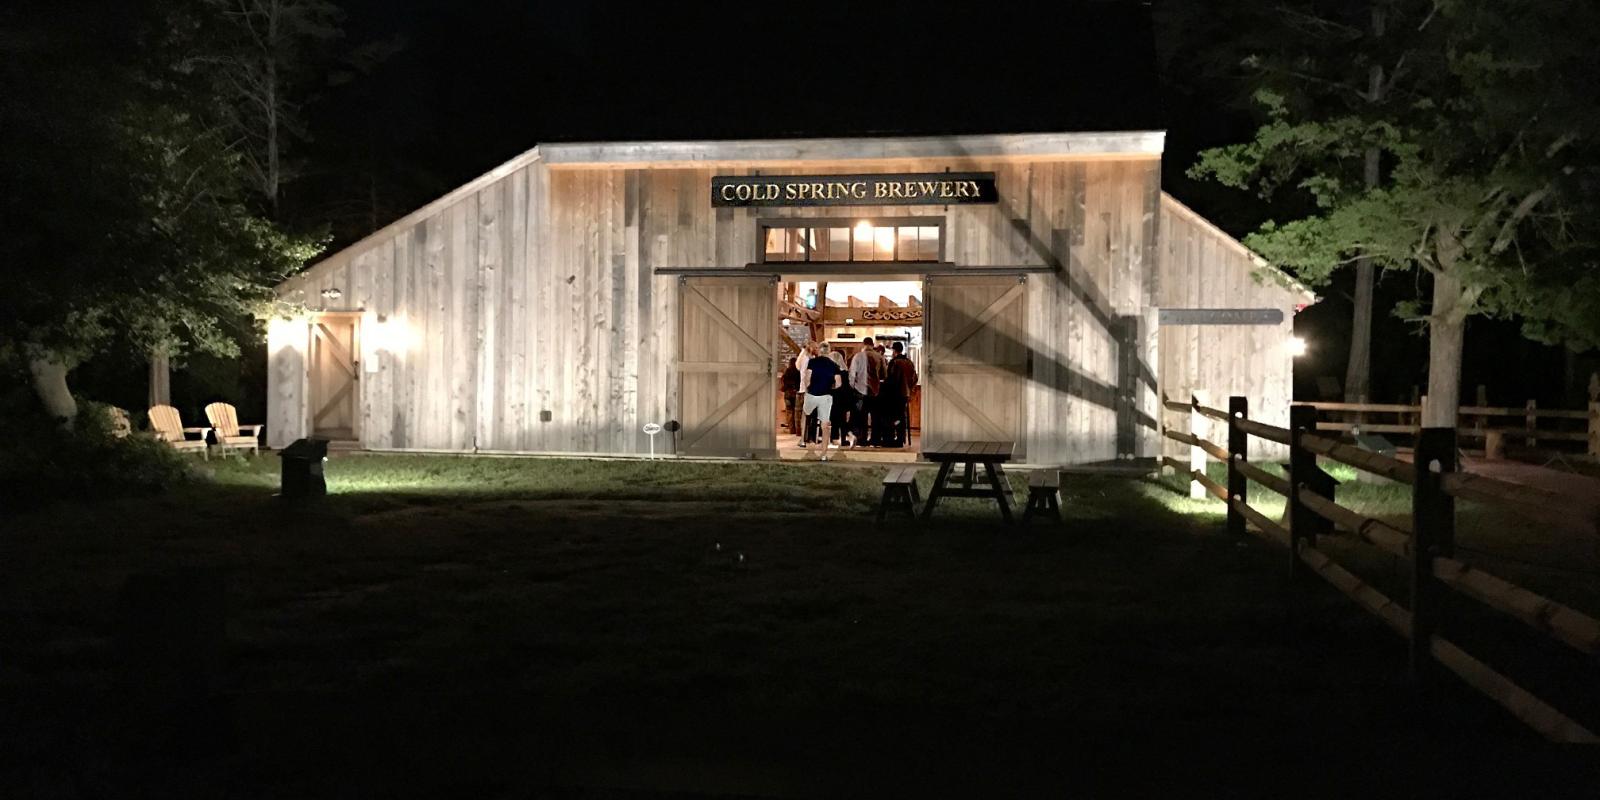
<box><xmin>540</xmin><ymin>131</ymin><xmax>1165</xmax><ymax>168</ymax></box>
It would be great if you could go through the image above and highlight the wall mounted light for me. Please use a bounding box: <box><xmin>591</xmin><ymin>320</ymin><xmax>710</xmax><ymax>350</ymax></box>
<box><xmin>320</xmin><ymin>287</ymin><xmax>343</xmax><ymax>300</ymax></box>
<box><xmin>1286</xmin><ymin>336</ymin><xmax>1308</xmax><ymax>358</ymax></box>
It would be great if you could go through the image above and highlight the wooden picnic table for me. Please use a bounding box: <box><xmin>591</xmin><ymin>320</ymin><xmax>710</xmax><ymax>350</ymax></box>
<box><xmin>920</xmin><ymin>440</ymin><xmax>1017</xmax><ymax>523</ymax></box>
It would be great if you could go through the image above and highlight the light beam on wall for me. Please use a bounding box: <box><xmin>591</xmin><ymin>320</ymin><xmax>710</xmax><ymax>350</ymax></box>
<box><xmin>363</xmin><ymin>311</ymin><xmax>415</xmax><ymax>361</ymax></box>
<box><xmin>267</xmin><ymin>315</ymin><xmax>307</xmax><ymax>353</ymax></box>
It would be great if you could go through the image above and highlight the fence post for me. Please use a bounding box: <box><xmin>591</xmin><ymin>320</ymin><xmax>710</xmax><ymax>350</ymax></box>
<box><xmin>1227</xmin><ymin>396</ymin><xmax>1248</xmax><ymax>539</ymax></box>
<box><xmin>1189</xmin><ymin>390</ymin><xmax>1209</xmax><ymax>500</ymax></box>
<box><xmin>1474</xmin><ymin>385</ymin><xmax>1488</xmax><ymax>439</ymax></box>
<box><xmin>1526</xmin><ymin>399</ymin><xmax>1538</xmax><ymax>448</ymax></box>
<box><xmin>1589</xmin><ymin>373</ymin><xmax>1599</xmax><ymax>459</ymax></box>
<box><xmin>1410</xmin><ymin>427</ymin><xmax>1457</xmax><ymax>683</ymax></box>
<box><xmin>1287</xmin><ymin>404</ymin><xmax>1318</xmax><ymax>579</ymax></box>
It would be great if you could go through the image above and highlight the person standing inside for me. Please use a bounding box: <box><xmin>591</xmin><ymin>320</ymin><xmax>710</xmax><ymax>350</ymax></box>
<box><xmin>780</xmin><ymin>356</ymin><xmax>801</xmax><ymax>436</ymax></box>
<box><xmin>796</xmin><ymin>343</ymin><xmax>818</xmax><ymax>444</ymax></box>
<box><xmin>800</xmin><ymin>345</ymin><xmax>842</xmax><ymax>459</ymax></box>
<box><xmin>827</xmin><ymin>348</ymin><xmax>851</xmax><ymax>447</ymax></box>
<box><xmin>851</xmin><ymin>337</ymin><xmax>886</xmax><ymax>447</ymax></box>
<box><xmin>884</xmin><ymin>341</ymin><xmax>919</xmax><ymax>447</ymax></box>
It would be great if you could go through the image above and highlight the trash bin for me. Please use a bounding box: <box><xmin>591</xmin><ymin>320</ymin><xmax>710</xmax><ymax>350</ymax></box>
<box><xmin>278</xmin><ymin>437</ymin><xmax>329</xmax><ymax>499</ymax></box>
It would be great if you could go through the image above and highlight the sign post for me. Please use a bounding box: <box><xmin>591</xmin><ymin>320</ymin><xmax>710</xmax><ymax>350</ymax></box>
<box><xmin>642</xmin><ymin>422</ymin><xmax>663</xmax><ymax>459</ymax></box>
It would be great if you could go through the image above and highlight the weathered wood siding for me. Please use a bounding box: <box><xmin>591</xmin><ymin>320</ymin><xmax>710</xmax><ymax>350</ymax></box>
<box><xmin>271</xmin><ymin>152</ymin><xmax>1166</xmax><ymax>463</ymax></box>
<box><xmin>1156</xmin><ymin>193</ymin><xmax>1311</xmax><ymax>459</ymax></box>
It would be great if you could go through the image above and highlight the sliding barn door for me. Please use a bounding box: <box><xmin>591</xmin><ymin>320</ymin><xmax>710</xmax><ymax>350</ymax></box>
<box><xmin>309</xmin><ymin>316</ymin><xmax>360</xmax><ymax>441</ymax></box>
<box><xmin>923</xmin><ymin>274</ymin><xmax>1028</xmax><ymax>455</ymax></box>
<box><xmin>677</xmin><ymin>275</ymin><xmax>778</xmax><ymax>458</ymax></box>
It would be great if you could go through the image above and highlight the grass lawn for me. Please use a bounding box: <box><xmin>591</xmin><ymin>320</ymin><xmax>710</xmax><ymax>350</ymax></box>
<box><xmin>3</xmin><ymin>454</ymin><xmax>1596</xmax><ymax>796</ymax></box>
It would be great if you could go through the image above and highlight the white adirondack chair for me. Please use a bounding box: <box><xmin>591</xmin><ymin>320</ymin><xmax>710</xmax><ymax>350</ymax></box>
<box><xmin>107</xmin><ymin>406</ymin><xmax>132</xmax><ymax>438</ymax></box>
<box><xmin>147</xmin><ymin>405</ymin><xmax>210</xmax><ymax>459</ymax></box>
<box><xmin>204</xmin><ymin>402</ymin><xmax>262</xmax><ymax>457</ymax></box>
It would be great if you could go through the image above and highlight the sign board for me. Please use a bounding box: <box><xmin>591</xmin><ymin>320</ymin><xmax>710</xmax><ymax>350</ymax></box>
<box><xmin>712</xmin><ymin>172</ymin><xmax>997</xmax><ymax>207</ymax></box>
<box><xmin>1158</xmin><ymin>308</ymin><xmax>1284</xmax><ymax>326</ymax></box>
<box><xmin>779</xmin><ymin>323</ymin><xmax>811</xmax><ymax>360</ymax></box>
<box><xmin>861</xmin><ymin>307</ymin><xmax>923</xmax><ymax>323</ymax></box>
<box><xmin>822</xmin><ymin>306</ymin><xmax>924</xmax><ymax>326</ymax></box>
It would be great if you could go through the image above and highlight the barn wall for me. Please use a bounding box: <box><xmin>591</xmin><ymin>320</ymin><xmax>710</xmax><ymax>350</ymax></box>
<box><xmin>1156</xmin><ymin>193</ymin><xmax>1309</xmax><ymax>459</ymax></box>
<box><xmin>272</xmin><ymin>153</ymin><xmax>1164</xmax><ymax>462</ymax></box>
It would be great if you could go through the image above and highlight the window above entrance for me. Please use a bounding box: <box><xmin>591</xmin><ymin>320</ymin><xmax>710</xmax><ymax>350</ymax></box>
<box><xmin>761</xmin><ymin>218</ymin><xmax>942</xmax><ymax>263</ymax></box>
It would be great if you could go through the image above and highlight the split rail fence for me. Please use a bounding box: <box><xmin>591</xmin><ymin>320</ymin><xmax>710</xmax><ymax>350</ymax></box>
<box><xmin>1161</xmin><ymin>393</ymin><xmax>1600</xmax><ymax>743</ymax></box>
<box><xmin>1298</xmin><ymin>373</ymin><xmax>1600</xmax><ymax>458</ymax></box>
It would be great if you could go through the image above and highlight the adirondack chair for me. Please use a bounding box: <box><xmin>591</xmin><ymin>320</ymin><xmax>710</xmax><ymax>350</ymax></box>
<box><xmin>204</xmin><ymin>402</ymin><xmax>262</xmax><ymax>457</ymax></box>
<box><xmin>107</xmin><ymin>406</ymin><xmax>132</xmax><ymax>438</ymax></box>
<box><xmin>147</xmin><ymin>405</ymin><xmax>210</xmax><ymax>459</ymax></box>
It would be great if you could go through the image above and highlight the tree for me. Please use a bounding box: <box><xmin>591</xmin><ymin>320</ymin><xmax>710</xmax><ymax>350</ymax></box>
<box><xmin>1192</xmin><ymin>0</ymin><xmax>1600</xmax><ymax>424</ymax></box>
<box><xmin>1161</xmin><ymin>1</ymin><xmax>1432</xmax><ymax>402</ymax></box>
<box><xmin>197</xmin><ymin>0</ymin><xmax>340</xmax><ymax>218</ymax></box>
<box><xmin>0</xmin><ymin>0</ymin><xmax>318</xmax><ymax>426</ymax></box>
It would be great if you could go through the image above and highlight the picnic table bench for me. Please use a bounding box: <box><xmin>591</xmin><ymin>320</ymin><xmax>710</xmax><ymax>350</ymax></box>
<box><xmin>920</xmin><ymin>440</ymin><xmax>1016</xmax><ymax>523</ymax></box>
<box><xmin>1021</xmin><ymin>469</ymin><xmax>1061</xmax><ymax>525</ymax></box>
<box><xmin>876</xmin><ymin>466</ymin><xmax>922</xmax><ymax>523</ymax></box>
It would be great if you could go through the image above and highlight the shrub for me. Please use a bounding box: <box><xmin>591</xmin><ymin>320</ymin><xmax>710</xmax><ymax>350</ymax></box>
<box><xmin>0</xmin><ymin>393</ymin><xmax>199</xmax><ymax>515</ymax></box>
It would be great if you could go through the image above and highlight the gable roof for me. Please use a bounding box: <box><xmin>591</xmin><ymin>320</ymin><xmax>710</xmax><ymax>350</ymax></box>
<box><xmin>1161</xmin><ymin>192</ymin><xmax>1317</xmax><ymax>303</ymax></box>
<box><xmin>288</xmin><ymin>131</ymin><xmax>1166</xmax><ymax>283</ymax></box>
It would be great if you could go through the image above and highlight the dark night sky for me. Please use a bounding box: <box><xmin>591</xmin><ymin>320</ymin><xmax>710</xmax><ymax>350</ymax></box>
<box><xmin>310</xmin><ymin>0</ymin><xmax>1162</xmax><ymax>193</ymax></box>
<box><xmin>292</xmin><ymin>0</ymin><xmax>1591</xmax><ymax>406</ymax></box>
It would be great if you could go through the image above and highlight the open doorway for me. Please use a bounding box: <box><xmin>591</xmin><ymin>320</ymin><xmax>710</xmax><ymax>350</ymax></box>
<box><xmin>775</xmin><ymin>279</ymin><xmax>923</xmax><ymax>462</ymax></box>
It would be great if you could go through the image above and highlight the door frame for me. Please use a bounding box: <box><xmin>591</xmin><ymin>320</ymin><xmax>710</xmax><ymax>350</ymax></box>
<box><xmin>306</xmin><ymin>310</ymin><xmax>362</xmax><ymax>443</ymax></box>
<box><xmin>769</xmin><ymin>269</ymin><xmax>936</xmax><ymax>458</ymax></box>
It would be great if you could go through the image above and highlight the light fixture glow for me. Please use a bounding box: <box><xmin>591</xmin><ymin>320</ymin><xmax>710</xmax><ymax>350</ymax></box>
<box><xmin>874</xmin><ymin>226</ymin><xmax>896</xmax><ymax>254</ymax></box>
<box><xmin>363</xmin><ymin>310</ymin><xmax>415</xmax><ymax>357</ymax></box>
<box><xmin>780</xmin><ymin>318</ymin><xmax>791</xmax><ymax>327</ymax></box>
<box><xmin>1286</xmin><ymin>336</ymin><xmax>1308</xmax><ymax>357</ymax></box>
<box><xmin>853</xmin><ymin>220</ymin><xmax>874</xmax><ymax>237</ymax></box>
<box><xmin>267</xmin><ymin>315</ymin><xmax>307</xmax><ymax>353</ymax></box>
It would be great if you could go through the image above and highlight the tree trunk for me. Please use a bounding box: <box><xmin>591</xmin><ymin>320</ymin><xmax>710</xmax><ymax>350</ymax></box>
<box><xmin>1344</xmin><ymin>4</ymin><xmax>1386</xmax><ymax>403</ymax></box>
<box><xmin>265</xmin><ymin>0</ymin><xmax>280</xmax><ymax>217</ymax></box>
<box><xmin>28</xmin><ymin>349</ymin><xmax>78</xmax><ymax>429</ymax></box>
<box><xmin>1345</xmin><ymin>257</ymin><xmax>1375</xmax><ymax>402</ymax></box>
<box><xmin>1423</xmin><ymin>270</ymin><xmax>1467</xmax><ymax>427</ymax></box>
<box><xmin>149</xmin><ymin>348</ymin><xmax>171</xmax><ymax>407</ymax></box>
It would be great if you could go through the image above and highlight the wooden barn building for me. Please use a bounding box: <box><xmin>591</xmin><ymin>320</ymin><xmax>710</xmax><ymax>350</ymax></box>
<box><xmin>267</xmin><ymin>131</ymin><xmax>1312</xmax><ymax>463</ymax></box>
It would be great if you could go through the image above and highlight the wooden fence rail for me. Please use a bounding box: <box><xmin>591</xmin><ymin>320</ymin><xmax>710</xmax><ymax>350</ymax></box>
<box><xmin>1160</xmin><ymin>393</ymin><xmax>1600</xmax><ymax>743</ymax></box>
<box><xmin>1294</xmin><ymin>375</ymin><xmax>1600</xmax><ymax>458</ymax></box>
